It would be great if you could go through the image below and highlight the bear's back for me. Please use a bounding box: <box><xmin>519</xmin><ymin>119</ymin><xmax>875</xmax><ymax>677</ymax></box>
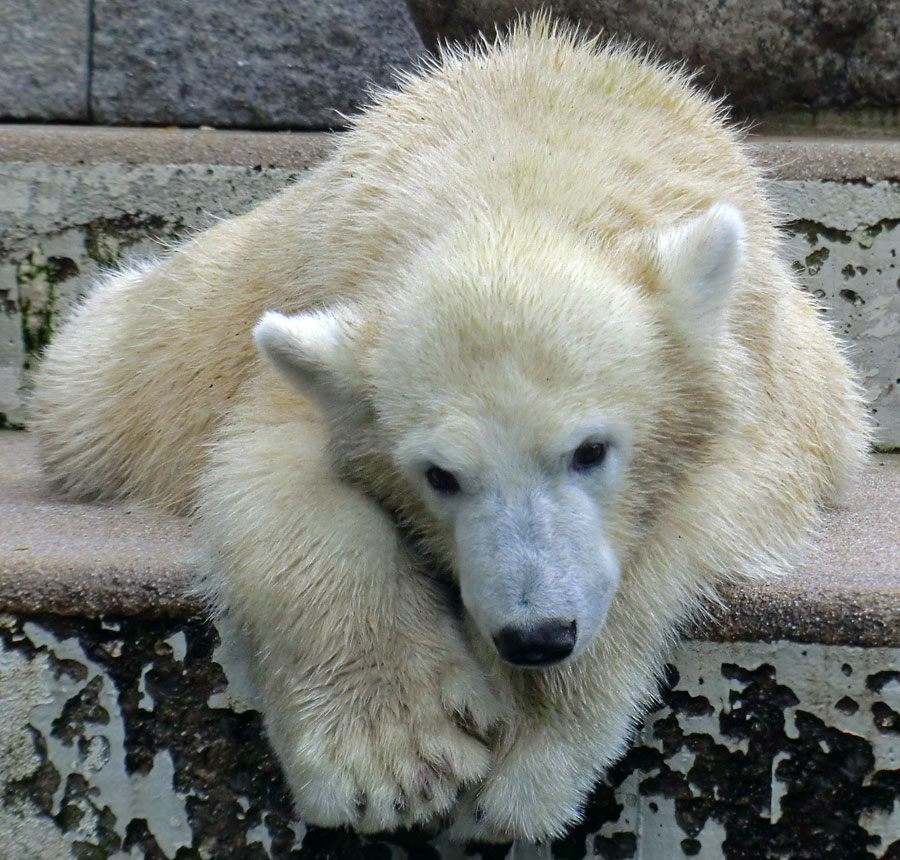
<box><xmin>318</xmin><ymin>20</ymin><xmax>774</xmax><ymax>284</ymax></box>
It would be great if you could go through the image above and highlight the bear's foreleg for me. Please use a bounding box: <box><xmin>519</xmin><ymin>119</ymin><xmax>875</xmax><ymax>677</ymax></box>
<box><xmin>196</xmin><ymin>402</ymin><xmax>506</xmax><ymax>832</ymax></box>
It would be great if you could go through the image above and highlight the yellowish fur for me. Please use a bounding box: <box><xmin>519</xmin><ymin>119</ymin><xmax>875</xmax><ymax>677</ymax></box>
<box><xmin>31</xmin><ymin>18</ymin><xmax>869</xmax><ymax>842</ymax></box>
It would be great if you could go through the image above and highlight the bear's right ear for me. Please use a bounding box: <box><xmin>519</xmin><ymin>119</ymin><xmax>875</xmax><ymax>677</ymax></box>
<box><xmin>253</xmin><ymin>308</ymin><xmax>360</xmax><ymax>403</ymax></box>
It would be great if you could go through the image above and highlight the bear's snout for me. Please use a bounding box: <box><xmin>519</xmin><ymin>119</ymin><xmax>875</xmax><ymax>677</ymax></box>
<box><xmin>493</xmin><ymin>619</ymin><xmax>577</xmax><ymax>667</ymax></box>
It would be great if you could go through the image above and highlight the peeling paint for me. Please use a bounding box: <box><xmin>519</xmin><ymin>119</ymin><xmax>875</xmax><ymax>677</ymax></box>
<box><xmin>2</xmin><ymin>615</ymin><xmax>899</xmax><ymax>859</ymax></box>
<box><xmin>773</xmin><ymin>181</ymin><xmax>900</xmax><ymax>446</ymax></box>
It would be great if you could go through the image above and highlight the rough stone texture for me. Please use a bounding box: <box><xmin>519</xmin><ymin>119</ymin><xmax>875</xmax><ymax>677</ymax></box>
<box><xmin>0</xmin><ymin>126</ymin><xmax>333</xmax><ymax>169</ymax></box>
<box><xmin>757</xmin><ymin>135</ymin><xmax>900</xmax><ymax>182</ymax></box>
<box><xmin>90</xmin><ymin>0</ymin><xmax>426</xmax><ymax>129</ymax></box>
<box><xmin>0</xmin><ymin>0</ymin><xmax>89</xmax><ymax>121</ymax></box>
<box><xmin>403</xmin><ymin>0</ymin><xmax>900</xmax><ymax>117</ymax></box>
<box><xmin>1</xmin><ymin>613</ymin><xmax>898</xmax><ymax>859</ymax></box>
<box><xmin>691</xmin><ymin>452</ymin><xmax>900</xmax><ymax>648</ymax></box>
<box><xmin>6</xmin><ymin>124</ymin><xmax>900</xmax><ymax>182</ymax></box>
<box><xmin>0</xmin><ymin>432</ymin><xmax>194</xmax><ymax>619</ymax></box>
<box><xmin>2</xmin><ymin>431</ymin><xmax>900</xmax><ymax>646</ymax></box>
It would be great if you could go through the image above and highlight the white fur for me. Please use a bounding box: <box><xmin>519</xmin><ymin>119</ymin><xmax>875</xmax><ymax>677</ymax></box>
<box><xmin>30</xmin><ymin>16</ymin><xmax>870</xmax><ymax>842</ymax></box>
<box><xmin>655</xmin><ymin>202</ymin><xmax>747</xmax><ymax>337</ymax></box>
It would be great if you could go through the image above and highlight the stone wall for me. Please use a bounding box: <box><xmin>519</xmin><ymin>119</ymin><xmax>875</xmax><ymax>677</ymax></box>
<box><xmin>406</xmin><ymin>0</ymin><xmax>900</xmax><ymax>123</ymax></box>
<box><xmin>6</xmin><ymin>0</ymin><xmax>900</xmax><ymax>129</ymax></box>
<box><xmin>0</xmin><ymin>0</ymin><xmax>425</xmax><ymax>129</ymax></box>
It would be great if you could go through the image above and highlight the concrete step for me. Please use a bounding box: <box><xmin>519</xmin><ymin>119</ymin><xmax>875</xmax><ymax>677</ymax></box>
<box><xmin>2</xmin><ymin>124</ymin><xmax>900</xmax><ymax>857</ymax></box>
<box><xmin>1</xmin><ymin>125</ymin><xmax>900</xmax><ymax>448</ymax></box>
<box><xmin>1</xmin><ymin>431</ymin><xmax>900</xmax><ymax>859</ymax></box>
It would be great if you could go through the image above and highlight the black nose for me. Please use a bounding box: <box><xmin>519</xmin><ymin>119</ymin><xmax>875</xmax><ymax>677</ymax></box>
<box><xmin>493</xmin><ymin>620</ymin><xmax>577</xmax><ymax>666</ymax></box>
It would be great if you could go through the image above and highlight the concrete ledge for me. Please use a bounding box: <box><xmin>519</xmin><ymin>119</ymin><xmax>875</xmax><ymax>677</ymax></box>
<box><xmin>2</xmin><ymin>431</ymin><xmax>898</xmax><ymax>645</ymax></box>
<box><xmin>699</xmin><ymin>453</ymin><xmax>900</xmax><ymax>646</ymax></box>
<box><xmin>0</xmin><ymin>125</ymin><xmax>334</xmax><ymax>169</ymax></box>
<box><xmin>0</xmin><ymin>432</ymin><xmax>194</xmax><ymax>618</ymax></box>
<box><xmin>753</xmin><ymin>134</ymin><xmax>900</xmax><ymax>181</ymax></box>
<box><xmin>6</xmin><ymin>125</ymin><xmax>900</xmax><ymax>182</ymax></box>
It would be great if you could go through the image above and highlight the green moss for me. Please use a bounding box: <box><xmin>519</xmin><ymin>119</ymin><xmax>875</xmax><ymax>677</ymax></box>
<box><xmin>16</xmin><ymin>248</ymin><xmax>58</xmax><ymax>367</ymax></box>
<box><xmin>0</xmin><ymin>412</ymin><xmax>25</xmax><ymax>430</ymax></box>
<box><xmin>84</xmin><ymin>213</ymin><xmax>174</xmax><ymax>268</ymax></box>
<box><xmin>84</xmin><ymin>229</ymin><xmax>120</xmax><ymax>268</ymax></box>
<box><xmin>57</xmin><ymin>800</ymin><xmax>86</xmax><ymax>832</ymax></box>
<box><xmin>19</xmin><ymin>295</ymin><xmax>55</xmax><ymax>366</ymax></box>
<box><xmin>858</xmin><ymin>217</ymin><xmax>900</xmax><ymax>250</ymax></box>
<box><xmin>72</xmin><ymin>844</ymin><xmax>109</xmax><ymax>860</ymax></box>
<box><xmin>785</xmin><ymin>219</ymin><xmax>852</xmax><ymax>247</ymax></box>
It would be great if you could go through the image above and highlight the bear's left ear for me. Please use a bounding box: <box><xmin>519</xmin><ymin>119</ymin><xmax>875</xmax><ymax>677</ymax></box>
<box><xmin>253</xmin><ymin>308</ymin><xmax>361</xmax><ymax>406</ymax></box>
<box><xmin>653</xmin><ymin>202</ymin><xmax>746</xmax><ymax>338</ymax></box>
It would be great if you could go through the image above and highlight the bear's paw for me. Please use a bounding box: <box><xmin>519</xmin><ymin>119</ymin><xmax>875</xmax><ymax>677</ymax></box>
<box><xmin>449</xmin><ymin>730</ymin><xmax>595</xmax><ymax>843</ymax></box>
<box><xmin>286</xmin><ymin>648</ymin><xmax>505</xmax><ymax>833</ymax></box>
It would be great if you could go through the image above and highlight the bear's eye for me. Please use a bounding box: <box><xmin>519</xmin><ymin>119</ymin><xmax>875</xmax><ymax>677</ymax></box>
<box><xmin>572</xmin><ymin>440</ymin><xmax>609</xmax><ymax>472</ymax></box>
<box><xmin>425</xmin><ymin>465</ymin><xmax>461</xmax><ymax>495</ymax></box>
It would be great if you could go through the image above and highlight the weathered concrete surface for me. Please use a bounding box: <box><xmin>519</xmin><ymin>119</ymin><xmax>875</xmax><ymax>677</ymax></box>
<box><xmin>5</xmin><ymin>0</ymin><xmax>900</xmax><ymax>129</ymax></box>
<box><xmin>1</xmin><ymin>613</ymin><xmax>898</xmax><ymax>859</ymax></box>
<box><xmin>0</xmin><ymin>0</ymin><xmax>89</xmax><ymax>121</ymax></box>
<box><xmin>2</xmin><ymin>431</ymin><xmax>900</xmax><ymax>645</ymax></box>
<box><xmin>695</xmin><ymin>453</ymin><xmax>900</xmax><ymax>647</ymax></box>
<box><xmin>8</xmin><ymin>126</ymin><xmax>900</xmax><ymax>181</ymax></box>
<box><xmin>404</xmin><ymin>0</ymin><xmax>900</xmax><ymax>117</ymax></box>
<box><xmin>7</xmin><ymin>125</ymin><xmax>900</xmax><ymax>181</ymax></box>
<box><xmin>90</xmin><ymin>0</ymin><xmax>425</xmax><ymax>129</ymax></box>
<box><xmin>757</xmin><ymin>135</ymin><xmax>900</xmax><ymax>182</ymax></box>
<box><xmin>0</xmin><ymin>433</ymin><xmax>193</xmax><ymax>618</ymax></box>
<box><xmin>773</xmin><ymin>181</ymin><xmax>900</xmax><ymax>447</ymax></box>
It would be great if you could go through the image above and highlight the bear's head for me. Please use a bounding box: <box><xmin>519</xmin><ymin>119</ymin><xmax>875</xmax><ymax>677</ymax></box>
<box><xmin>254</xmin><ymin>203</ymin><xmax>746</xmax><ymax>667</ymax></box>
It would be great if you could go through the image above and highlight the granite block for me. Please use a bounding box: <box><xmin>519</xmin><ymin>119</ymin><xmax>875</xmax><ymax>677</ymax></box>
<box><xmin>91</xmin><ymin>0</ymin><xmax>426</xmax><ymax>129</ymax></box>
<box><xmin>0</xmin><ymin>0</ymin><xmax>89</xmax><ymax>120</ymax></box>
<box><xmin>404</xmin><ymin>0</ymin><xmax>900</xmax><ymax>116</ymax></box>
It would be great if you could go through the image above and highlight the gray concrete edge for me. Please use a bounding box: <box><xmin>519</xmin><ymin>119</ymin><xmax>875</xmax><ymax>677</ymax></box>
<box><xmin>5</xmin><ymin>125</ymin><xmax>900</xmax><ymax>181</ymax></box>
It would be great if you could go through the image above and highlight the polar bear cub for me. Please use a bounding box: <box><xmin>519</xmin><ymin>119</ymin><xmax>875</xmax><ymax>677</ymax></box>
<box><xmin>31</xmin><ymin>18</ymin><xmax>869</xmax><ymax>843</ymax></box>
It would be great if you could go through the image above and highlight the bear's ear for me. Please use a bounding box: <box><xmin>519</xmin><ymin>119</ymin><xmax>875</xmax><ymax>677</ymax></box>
<box><xmin>653</xmin><ymin>203</ymin><xmax>746</xmax><ymax>338</ymax></box>
<box><xmin>253</xmin><ymin>308</ymin><xmax>360</xmax><ymax>403</ymax></box>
